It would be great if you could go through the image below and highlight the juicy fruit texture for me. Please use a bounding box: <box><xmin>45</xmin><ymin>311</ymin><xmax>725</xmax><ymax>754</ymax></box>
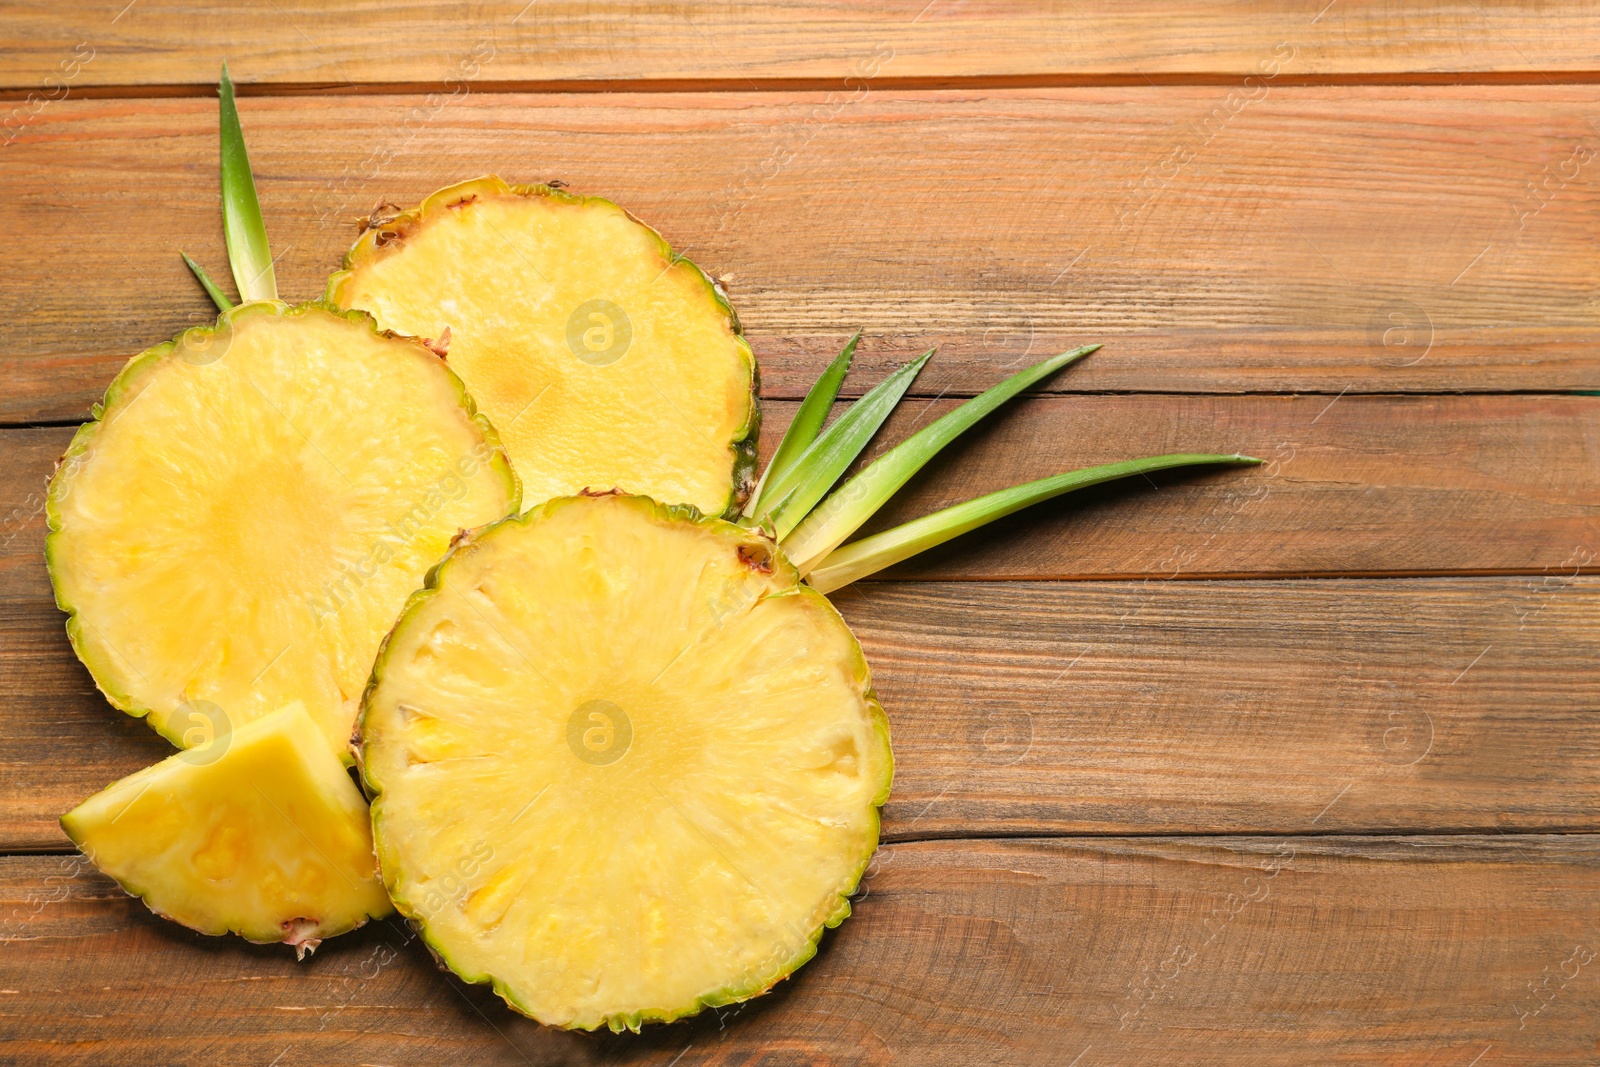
<box><xmin>47</xmin><ymin>301</ymin><xmax>518</xmax><ymax>757</ymax></box>
<box><xmin>61</xmin><ymin>702</ymin><xmax>392</xmax><ymax>953</ymax></box>
<box><xmin>361</xmin><ymin>494</ymin><xmax>892</xmax><ymax>1031</ymax></box>
<box><xmin>327</xmin><ymin>176</ymin><xmax>758</xmax><ymax>517</ymax></box>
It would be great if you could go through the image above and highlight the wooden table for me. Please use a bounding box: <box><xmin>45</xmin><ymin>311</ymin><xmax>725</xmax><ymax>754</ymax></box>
<box><xmin>3</xmin><ymin>3</ymin><xmax>1598</xmax><ymax>1063</ymax></box>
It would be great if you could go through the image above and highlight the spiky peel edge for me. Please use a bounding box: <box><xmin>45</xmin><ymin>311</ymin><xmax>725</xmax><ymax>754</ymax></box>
<box><xmin>44</xmin><ymin>300</ymin><xmax>522</xmax><ymax>753</ymax></box>
<box><xmin>324</xmin><ymin>175</ymin><xmax>761</xmax><ymax>520</ymax></box>
<box><xmin>356</xmin><ymin>493</ymin><xmax>892</xmax><ymax>1032</ymax></box>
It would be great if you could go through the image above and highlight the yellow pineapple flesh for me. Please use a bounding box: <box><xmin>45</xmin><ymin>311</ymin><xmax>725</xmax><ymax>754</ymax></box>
<box><xmin>46</xmin><ymin>301</ymin><xmax>519</xmax><ymax>757</ymax></box>
<box><xmin>327</xmin><ymin>177</ymin><xmax>757</xmax><ymax>517</ymax></box>
<box><xmin>61</xmin><ymin>702</ymin><xmax>392</xmax><ymax>955</ymax></box>
<box><xmin>360</xmin><ymin>493</ymin><xmax>892</xmax><ymax>1030</ymax></box>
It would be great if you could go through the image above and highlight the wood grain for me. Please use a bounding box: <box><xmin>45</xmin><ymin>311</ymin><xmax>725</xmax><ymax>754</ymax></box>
<box><xmin>8</xmin><ymin>568</ymin><xmax>1596</xmax><ymax>849</ymax></box>
<box><xmin>853</xmin><ymin>577</ymin><xmax>1600</xmax><ymax>840</ymax></box>
<box><xmin>4</xmin><ymin>837</ymin><xmax>1598</xmax><ymax>1065</ymax></box>
<box><xmin>5</xmin><ymin>1</ymin><xmax>1600</xmax><ymax>92</ymax></box>
<box><xmin>847</xmin><ymin>393</ymin><xmax>1600</xmax><ymax>582</ymax></box>
<box><xmin>6</xmin><ymin>393</ymin><xmax>1594</xmax><ymax>847</ymax></box>
<box><xmin>6</xmin><ymin>87</ymin><xmax>1600</xmax><ymax>421</ymax></box>
<box><xmin>6</xmin><ymin>390</ymin><xmax>1597</xmax><ymax>600</ymax></box>
<box><xmin>3</xmin><ymin>6</ymin><xmax>1596</xmax><ymax>1060</ymax></box>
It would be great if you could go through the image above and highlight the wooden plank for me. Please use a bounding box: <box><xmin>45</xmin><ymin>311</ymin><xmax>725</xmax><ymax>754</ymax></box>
<box><xmin>854</xmin><ymin>578</ymin><xmax>1600</xmax><ymax>839</ymax></box>
<box><xmin>7</xmin><ymin>391</ymin><xmax>1597</xmax><ymax>597</ymax></box>
<box><xmin>851</xmin><ymin>393</ymin><xmax>1600</xmax><ymax>582</ymax></box>
<box><xmin>15</xmin><ymin>570</ymin><xmax>1600</xmax><ymax>843</ymax></box>
<box><xmin>7</xmin><ymin>506</ymin><xmax>1597</xmax><ymax>848</ymax></box>
<box><xmin>3</xmin><ymin>836</ymin><xmax>1597</xmax><ymax>1064</ymax></box>
<box><xmin>5</xmin><ymin>1</ymin><xmax>1600</xmax><ymax>93</ymax></box>
<box><xmin>7</xmin><ymin>394</ymin><xmax>1594</xmax><ymax>845</ymax></box>
<box><xmin>5</xmin><ymin>88</ymin><xmax>1600</xmax><ymax>421</ymax></box>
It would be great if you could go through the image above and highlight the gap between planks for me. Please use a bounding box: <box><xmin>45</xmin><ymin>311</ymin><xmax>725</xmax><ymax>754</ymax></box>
<box><xmin>4</xmin><ymin>388</ymin><xmax>1598</xmax><ymax>432</ymax></box>
<box><xmin>7</xmin><ymin>828</ymin><xmax>1597</xmax><ymax>865</ymax></box>
<box><xmin>11</xmin><ymin>70</ymin><xmax>1600</xmax><ymax>100</ymax></box>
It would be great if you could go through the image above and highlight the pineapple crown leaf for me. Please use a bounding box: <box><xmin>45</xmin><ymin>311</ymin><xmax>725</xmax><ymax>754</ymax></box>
<box><xmin>782</xmin><ymin>343</ymin><xmax>1099</xmax><ymax>572</ymax></box>
<box><xmin>218</xmin><ymin>63</ymin><xmax>277</xmax><ymax>303</ymax></box>
<box><xmin>180</xmin><ymin>251</ymin><xmax>235</xmax><ymax>312</ymax></box>
<box><xmin>743</xmin><ymin>348</ymin><xmax>933</xmax><ymax>539</ymax></box>
<box><xmin>804</xmin><ymin>451</ymin><xmax>1262</xmax><ymax>593</ymax></box>
<box><xmin>742</xmin><ymin>331</ymin><xmax>861</xmax><ymax>520</ymax></box>
<box><xmin>747</xmin><ymin>340</ymin><xmax>1261</xmax><ymax>591</ymax></box>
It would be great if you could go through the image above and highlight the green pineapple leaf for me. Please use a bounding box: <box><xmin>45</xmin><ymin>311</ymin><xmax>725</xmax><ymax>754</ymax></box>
<box><xmin>752</xmin><ymin>348</ymin><xmax>933</xmax><ymax>540</ymax></box>
<box><xmin>783</xmin><ymin>344</ymin><xmax>1098</xmax><ymax>572</ymax></box>
<box><xmin>805</xmin><ymin>452</ymin><xmax>1261</xmax><ymax>593</ymax></box>
<box><xmin>744</xmin><ymin>331</ymin><xmax>859</xmax><ymax>519</ymax></box>
<box><xmin>180</xmin><ymin>251</ymin><xmax>235</xmax><ymax>312</ymax></box>
<box><xmin>218</xmin><ymin>63</ymin><xmax>277</xmax><ymax>302</ymax></box>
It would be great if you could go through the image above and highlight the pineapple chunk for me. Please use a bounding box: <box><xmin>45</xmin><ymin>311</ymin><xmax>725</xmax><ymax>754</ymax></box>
<box><xmin>361</xmin><ymin>494</ymin><xmax>892</xmax><ymax>1031</ymax></box>
<box><xmin>327</xmin><ymin>176</ymin><xmax>758</xmax><ymax>517</ymax></box>
<box><xmin>61</xmin><ymin>702</ymin><xmax>393</xmax><ymax>955</ymax></box>
<box><xmin>46</xmin><ymin>301</ymin><xmax>519</xmax><ymax>757</ymax></box>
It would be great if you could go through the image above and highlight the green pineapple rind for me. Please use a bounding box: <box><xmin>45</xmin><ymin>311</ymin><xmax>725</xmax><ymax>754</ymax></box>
<box><xmin>325</xmin><ymin>176</ymin><xmax>761</xmax><ymax>520</ymax></box>
<box><xmin>358</xmin><ymin>493</ymin><xmax>892</xmax><ymax>1033</ymax></box>
<box><xmin>44</xmin><ymin>300</ymin><xmax>522</xmax><ymax>752</ymax></box>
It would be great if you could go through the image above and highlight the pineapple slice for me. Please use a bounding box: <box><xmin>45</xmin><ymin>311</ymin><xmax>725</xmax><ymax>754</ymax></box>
<box><xmin>47</xmin><ymin>301</ymin><xmax>518</xmax><ymax>757</ymax></box>
<box><xmin>326</xmin><ymin>176</ymin><xmax>758</xmax><ymax>517</ymax></box>
<box><xmin>360</xmin><ymin>493</ymin><xmax>891</xmax><ymax>1031</ymax></box>
<box><xmin>62</xmin><ymin>702</ymin><xmax>392</xmax><ymax>955</ymax></box>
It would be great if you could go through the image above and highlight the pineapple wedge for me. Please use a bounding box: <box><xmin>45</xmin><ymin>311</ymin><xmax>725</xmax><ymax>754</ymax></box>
<box><xmin>62</xmin><ymin>702</ymin><xmax>392</xmax><ymax>956</ymax></box>
<box><xmin>326</xmin><ymin>176</ymin><xmax>758</xmax><ymax>517</ymax></box>
<box><xmin>360</xmin><ymin>493</ymin><xmax>891</xmax><ymax>1031</ymax></box>
<box><xmin>47</xmin><ymin>301</ymin><xmax>519</xmax><ymax>757</ymax></box>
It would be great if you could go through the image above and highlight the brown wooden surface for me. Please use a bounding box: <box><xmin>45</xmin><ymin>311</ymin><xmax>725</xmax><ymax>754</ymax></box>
<box><xmin>8</xmin><ymin>394</ymin><xmax>1598</xmax><ymax>595</ymax></box>
<box><xmin>7</xmin><ymin>574</ymin><xmax>1598</xmax><ymax>851</ymax></box>
<box><xmin>4</xmin><ymin>401</ymin><xmax>1599</xmax><ymax>847</ymax></box>
<box><xmin>6</xmin><ymin>0</ymin><xmax>1600</xmax><ymax>91</ymax></box>
<box><xmin>6</xmin><ymin>85</ymin><xmax>1600</xmax><ymax>422</ymax></box>
<box><xmin>4</xmin><ymin>837</ymin><xmax>1599</xmax><ymax>1065</ymax></box>
<box><xmin>3</xmin><ymin>4</ymin><xmax>1597</xmax><ymax>1064</ymax></box>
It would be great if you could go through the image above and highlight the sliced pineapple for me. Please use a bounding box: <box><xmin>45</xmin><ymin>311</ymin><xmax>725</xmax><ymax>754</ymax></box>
<box><xmin>326</xmin><ymin>176</ymin><xmax>758</xmax><ymax>517</ymax></box>
<box><xmin>47</xmin><ymin>301</ymin><xmax>519</xmax><ymax>757</ymax></box>
<box><xmin>360</xmin><ymin>493</ymin><xmax>891</xmax><ymax>1031</ymax></box>
<box><xmin>61</xmin><ymin>701</ymin><xmax>392</xmax><ymax>955</ymax></box>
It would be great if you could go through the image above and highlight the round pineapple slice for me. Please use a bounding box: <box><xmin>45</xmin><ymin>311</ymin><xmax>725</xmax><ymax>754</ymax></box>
<box><xmin>325</xmin><ymin>176</ymin><xmax>758</xmax><ymax>518</ymax></box>
<box><xmin>360</xmin><ymin>493</ymin><xmax>892</xmax><ymax>1031</ymax></box>
<box><xmin>47</xmin><ymin>301</ymin><xmax>519</xmax><ymax>757</ymax></box>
